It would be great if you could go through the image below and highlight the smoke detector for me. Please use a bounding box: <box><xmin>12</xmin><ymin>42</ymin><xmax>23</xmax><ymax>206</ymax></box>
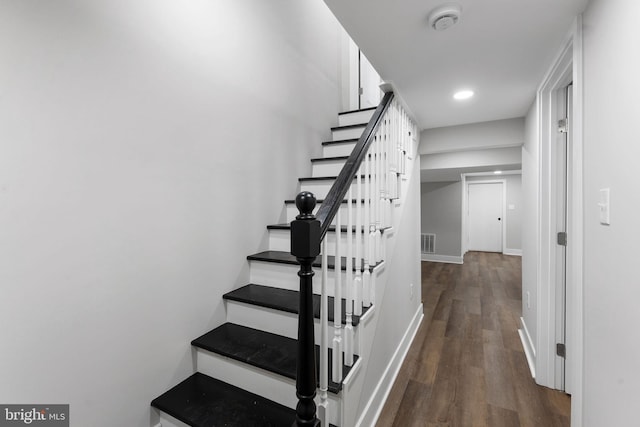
<box><xmin>428</xmin><ymin>4</ymin><xmax>462</xmax><ymax>31</ymax></box>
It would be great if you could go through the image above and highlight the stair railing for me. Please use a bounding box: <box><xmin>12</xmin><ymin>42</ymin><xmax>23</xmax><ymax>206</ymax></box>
<box><xmin>290</xmin><ymin>91</ymin><xmax>415</xmax><ymax>427</ymax></box>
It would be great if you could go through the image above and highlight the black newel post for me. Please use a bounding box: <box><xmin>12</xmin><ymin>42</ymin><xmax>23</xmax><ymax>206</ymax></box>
<box><xmin>290</xmin><ymin>191</ymin><xmax>321</xmax><ymax>427</ymax></box>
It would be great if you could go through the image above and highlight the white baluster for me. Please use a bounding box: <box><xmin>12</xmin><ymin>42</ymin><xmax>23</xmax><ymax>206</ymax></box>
<box><xmin>354</xmin><ymin>169</ymin><xmax>363</xmax><ymax>317</ymax></box>
<box><xmin>345</xmin><ymin>187</ymin><xmax>354</xmax><ymax>366</ymax></box>
<box><xmin>318</xmin><ymin>239</ymin><xmax>329</xmax><ymax>427</ymax></box>
<box><xmin>332</xmin><ymin>209</ymin><xmax>343</xmax><ymax>384</ymax></box>
<box><xmin>375</xmin><ymin>131</ymin><xmax>382</xmax><ymax>264</ymax></box>
<box><xmin>363</xmin><ymin>148</ymin><xmax>371</xmax><ymax>308</ymax></box>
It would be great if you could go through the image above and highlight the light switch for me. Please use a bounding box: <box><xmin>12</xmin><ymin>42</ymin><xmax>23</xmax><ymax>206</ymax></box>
<box><xmin>598</xmin><ymin>188</ymin><xmax>610</xmax><ymax>225</ymax></box>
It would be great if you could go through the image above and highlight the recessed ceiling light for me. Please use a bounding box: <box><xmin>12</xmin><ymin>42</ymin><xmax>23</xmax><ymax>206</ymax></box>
<box><xmin>494</xmin><ymin>170</ymin><xmax>503</xmax><ymax>174</ymax></box>
<box><xmin>453</xmin><ymin>90</ymin><xmax>474</xmax><ymax>100</ymax></box>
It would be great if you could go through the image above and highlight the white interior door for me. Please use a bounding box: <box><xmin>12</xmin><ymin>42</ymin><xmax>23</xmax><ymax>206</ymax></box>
<box><xmin>467</xmin><ymin>182</ymin><xmax>504</xmax><ymax>252</ymax></box>
<box><xmin>359</xmin><ymin>51</ymin><xmax>381</xmax><ymax>108</ymax></box>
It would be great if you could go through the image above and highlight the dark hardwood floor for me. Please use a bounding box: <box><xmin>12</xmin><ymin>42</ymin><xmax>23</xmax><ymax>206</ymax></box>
<box><xmin>376</xmin><ymin>252</ymin><xmax>570</xmax><ymax>427</ymax></box>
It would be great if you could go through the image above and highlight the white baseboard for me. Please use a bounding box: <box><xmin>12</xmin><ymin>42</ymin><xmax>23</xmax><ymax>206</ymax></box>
<box><xmin>503</xmin><ymin>248</ymin><xmax>523</xmax><ymax>256</ymax></box>
<box><xmin>518</xmin><ymin>317</ymin><xmax>536</xmax><ymax>379</ymax></box>
<box><xmin>356</xmin><ymin>304</ymin><xmax>424</xmax><ymax>427</ymax></box>
<box><xmin>421</xmin><ymin>254</ymin><xmax>463</xmax><ymax>264</ymax></box>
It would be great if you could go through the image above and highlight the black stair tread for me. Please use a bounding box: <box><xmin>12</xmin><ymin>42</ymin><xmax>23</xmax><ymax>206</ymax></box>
<box><xmin>151</xmin><ymin>372</ymin><xmax>294</xmax><ymax>427</ymax></box>
<box><xmin>298</xmin><ymin>174</ymin><xmax>367</xmax><ymax>182</ymax></box>
<box><xmin>267</xmin><ymin>223</ymin><xmax>363</xmax><ymax>233</ymax></box>
<box><xmin>192</xmin><ymin>323</ymin><xmax>357</xmax><ymax>394</ymax></box>
<box><xmin>331</xmin><ymin>123</ymin><xmax>368</xmax><ymax>131</ymax></box>
<box><xmin>322</xmin><ymin>138</ymin><xmax>359</xmax><ymax>146</ymax></box>
<box><xmin>284</xmin><ymin>198</ymin><xmax>365</xmax><ymax>204</ymax></box>
<box><xmin>331</xmin><ymin>123</ymin><xmax>369</xmax><ymax>131</ymax></box>
<box><xmin>338</xmin><ymin>106</ymin><xmax>376</xmax><ymax>115</ymax></box>
<box><xmin>223</xmin><ymin>283</ymin><xmax>368</xmax><ymax>327</ymax></box>
<box><xmin>247</xmin><ymin>250</ymin><xmax>378</xmax><ymax>271</ymax></box>
<box><xmin>265</xmin><ymin>224</ymin><xmax>391</xmax><ymax>235</ymax></box>
<box><xmin>310</xmin><ymin>156</ymin><xmax>349</xmax><ymax>162</ymax></box>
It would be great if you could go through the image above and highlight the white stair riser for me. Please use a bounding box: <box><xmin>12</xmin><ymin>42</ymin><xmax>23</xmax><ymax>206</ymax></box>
<box><xmin>332</xmin><ymin>126</ymin><xmax>365</xmax><ymax>140</ymax></box>
<box><xmin>323</xmin><ymin>141</ymin><xmax>357</xmax><ymax>157</ymax></box>
<box><xmin>312</xmin><ymin>159</ymin><xmax>347</xmax><ymax>177</ymax></box>
<box><xmin>338</xmin><ymin>110</ymin><xmax>375</xmax><ymax>127</ymax></box>
<box><xmin>268</xmin><ymin>228</ymin><xmax>365</xmax><ymax>255</ymax></box>
<box><xmin>158</xmin><ymin>412</ymin><xmax>190</xmax><ymax>427</ymax></box>
<box><xmin>195</xmin><ymin>350</ymin><xmax>341</xmax><ymax>425</ymax></box>
<box><xmin>299</xmin><ymin>180</ymin><xmax>333</xmax><ymax>199</ymax></box>
<box><xmin>250</xmin><ymin>260</ymin><xmax>363</xmax><ymax>295</ymax></box>
<box><xmin>286</xmin><ymin>202</ymin><xmax>366</xmax><ymax>223</ymax></box>
<box><xmin>225</xmin><ymin>300</ymin><xmax>361</xmax><ymax>349</ymax></box>
<box><xmin>299</xmin><ymin>178</ymin><xmax>374</xmax><ymax>200</ymax></box>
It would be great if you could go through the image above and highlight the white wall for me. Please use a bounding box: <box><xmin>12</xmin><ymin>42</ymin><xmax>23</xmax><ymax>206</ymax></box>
<box><xmin>581</xmin><ymin>0</ymin><xmax>640</xmax><ymax>424</ymax></box>
<box><xmin>355</xmin><ymin>141</ymin><xmax>423</xmax><ymax>425</ymax></box>
<box><xmin>420</xmin><ymin>181</ymin><xmax>462</xmax><ymax>257</ymax></box>
<box><xmin>420</xmin><ymin>117</ymin><xmax>525</xmax><ymax>154</ymax></box>
<box><xmin>421</xmin><ymin>146</ymin><xmax>522</xmax><ymax>170</ymax></box>
<box><xmin>521</xmin><ymin>102</ymin><xmax>539</xmax><ymax>364</ymax></box>
<box><xmin>0</xmin><ymin>1</ymin><xmax>344</xmax><ymax>426</ymax></box>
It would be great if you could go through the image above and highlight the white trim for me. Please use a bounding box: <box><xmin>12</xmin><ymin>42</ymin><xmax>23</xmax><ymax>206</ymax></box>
<box><xmin>569</xmin><ymin>15</ymin><xmax>584</xmax><ymax>427</ymax></box>
<box><xmin>421</xmin><ymin>254</ymin><xmax>463</xmax><ymax>264</ymax></box>
<box><xmin>503</xmin><ymin>248</ymin><xmax>522</xmax><ymax>256</ymax></box>
<box><xmin>464</xmin><ymin>169</ymin><xmax>522</xmax><ymax>177</ymax></box>
<box><xmin>534</xmin><ymin>21</ymin><xmax>584</xmax><ymax>426</ymax></box>
<box><xmin>460</xmin><ymin>173</ymin><xmax>467</xmax><ymax>255</ymax></box>
<box><xmin>519</xmin><ymin>317</ymin><xmax>537</xmax><ymax>379</ymax></box>
<box><xmin>420</xmin><ymin>142</ymin><xmax>524</xmax><ymax>155</ymax></box>
<box><xmin>356</xmin><ymin>304</ymin><xmax>424</xmax><ymax>427</ymax></box>
<box><xmin>536</xmin><ymin>24</ymin><xmax>575</xmax><ymax>392</ymax></box>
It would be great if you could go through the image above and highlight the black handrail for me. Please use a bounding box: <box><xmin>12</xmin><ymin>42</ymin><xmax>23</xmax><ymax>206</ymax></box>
<box><xmin>315</xmin><ymin>91</ymin><xmax>394</xmax><ymax>239</ymax></box>
<box><xmin>290</xmin><ymin>93</ymin><xmax>394</xmax><ymax>427</ymax></box>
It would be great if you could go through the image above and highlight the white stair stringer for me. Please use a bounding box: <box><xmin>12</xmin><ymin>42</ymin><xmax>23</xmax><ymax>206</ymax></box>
<box><xmin>195</xmin><ymin>348</ymin><xmax>343</xmax><ymax>427</ymax></box>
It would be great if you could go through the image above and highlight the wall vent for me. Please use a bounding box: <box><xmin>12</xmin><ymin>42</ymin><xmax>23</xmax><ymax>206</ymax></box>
<box><xmin>421</xmin><ymin>233</ymin><xmax>436</xmax><ymax>254</ymax></box>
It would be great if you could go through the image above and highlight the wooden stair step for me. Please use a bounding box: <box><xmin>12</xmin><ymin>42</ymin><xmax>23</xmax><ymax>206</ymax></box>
<box><xmin>151</xmin><ymin>372</ymin><xmax>294</xmax><ymax>427</ymax></box>
<box><xmin>191</xmin><ymin>323</ymin><xmax>357</xmax><ymax>394</ymax></box>
<box><xmin>223</xmin><ymin>283</ymin><xmax>368</xmax><ymax>326</ymax></box>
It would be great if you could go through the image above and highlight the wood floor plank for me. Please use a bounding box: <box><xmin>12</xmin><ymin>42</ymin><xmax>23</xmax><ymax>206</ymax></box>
<box><xmin>487</xmin><ymin>404</ymin><xmax>521</xmax><ymax>427</ymax></box>
<box><xmin>483</xmin><ymin>342</ymin><xmax>518</xmax><ymax>411</ymax></box>
<box><xmin>390</xmin><ymin>380</ymin><xmax>433</xmax><ymax>427</ymax></box>
<box><xmin>376</xmin><ymin>252</ymin><xmax>570</xmax><ymax>427</ymax></box>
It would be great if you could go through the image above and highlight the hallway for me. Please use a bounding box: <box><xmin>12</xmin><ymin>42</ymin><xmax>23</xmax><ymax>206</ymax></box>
<box><xmin>376</xmin><ymin>252</ymin><xmax>570</xmax><ymax>426</ymax></box>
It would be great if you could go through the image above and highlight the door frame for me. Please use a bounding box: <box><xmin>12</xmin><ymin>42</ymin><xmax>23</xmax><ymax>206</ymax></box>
<box><xmin>463</xmin><ymin>179</ymin><xmax>507</xmax><ymax>254</ymax></box>
<box><xmin>535</xmin><ymin>16</ymin><xmax>584</xmax><ymax>425</ymax></box>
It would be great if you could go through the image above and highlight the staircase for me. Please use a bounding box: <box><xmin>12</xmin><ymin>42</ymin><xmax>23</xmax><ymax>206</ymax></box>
<box><xmin>151</xmin><ymin>95</ymin><xmax>418</xmax><ymax>427</ymax></box>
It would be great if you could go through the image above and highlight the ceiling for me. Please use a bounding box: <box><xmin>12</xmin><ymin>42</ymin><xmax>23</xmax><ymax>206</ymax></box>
<box><xmin>324</xmin><ymin>0</ymin><xmax>589</xmax><ymax>130</ymax></box>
